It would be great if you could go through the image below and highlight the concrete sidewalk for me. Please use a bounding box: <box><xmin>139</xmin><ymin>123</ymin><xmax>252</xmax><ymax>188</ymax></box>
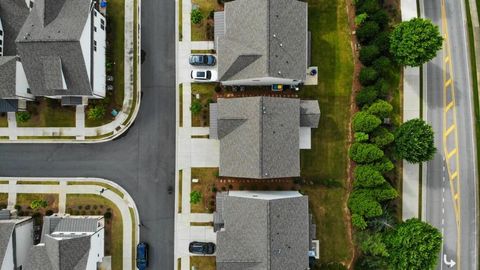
<box><xmin>401</xmin><ymin>0</ymin><xmax>422</xmax><ymax>221</ymax></box>
<box><xmin>0</xmin><ymin>177</ymin><xmax>140</xmax><ymax>270</ymax></box>
<box><xmin>0</xmin><ymin>0</ymin><xmax>141</xmax><ymax>143</ymax></box>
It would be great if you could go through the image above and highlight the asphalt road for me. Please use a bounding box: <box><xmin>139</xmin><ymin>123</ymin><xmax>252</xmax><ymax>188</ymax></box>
<box><xmin>0</xmin><ymin>0</ymin><xmax>176</xmax><ymax>269</ymax></box>
<box><xmin>424</xmin><ymin>0</ymin><xmax>478</xmax><ymax>269</ymax></box>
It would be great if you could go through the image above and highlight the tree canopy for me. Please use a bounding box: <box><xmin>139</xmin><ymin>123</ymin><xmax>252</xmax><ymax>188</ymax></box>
<box><xmin>354</xmin><ymin>165</ymin><xmax>386</xmax><ymax>188</ymax></box>
<box><xmin>390</xmin><ymin>18</ymin><xmax>443</xmax><ymax>67</ymax></box>
<box><xmin>385</xmin><ymin>218</ymin><xmax>442</xmax><ymax>270</ymax></box>
<box><xmin>349</xmin><ymin>143</ymin><xmax>384</xmax><ymax>163</ymax></box>
<box><xmin>367</xmin><ymin>99</ymin><xmax>393</xmax><ymax>119</ymax></box>
<box><xmin>395</xmin><ymin>118</ymin><xmax>436</xmax><ymax>163</ymax></box>
<box><xmin>352</xmin><ymin>112</ymin><xmax>382</xmax><ymax>133</ymax></box>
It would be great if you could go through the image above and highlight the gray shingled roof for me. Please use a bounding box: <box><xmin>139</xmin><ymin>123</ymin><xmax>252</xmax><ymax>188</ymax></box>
<box><xmin>215</xmin><ymin>193</ymin><xmax>310</xmax><ymax>270</ymax></box>
<box><xmin>0</xmin><ymin>223</ymin><xmax>15</xmax><ymax>266</ymax></box>
<box><xmin>15</xmin><ymin>0</ymin><xmax>93</xmax><ymax>96</ymax></box>
<box><xmin>214</xmin><ymin>97</ymin><xmax>300</xmax><ymax>179</ymax></box>
<box><xmin>0</xmin><ymin>0</ymin><xmax>30</xmax><ymax>56</ymax></box>
<box><xmin>42</xmin><ymin>215</ymin><xmax>101</xmax><ymax>238</ymax></box>
<box><xmin>216</xmin><ymin>0</ymin><xmax>307</xmax><ymax>82</ymax></box>
<box><xmin>24</xmin><ymin>235</ymin><xmax>91</xmax><ymax>270</ymax></box>
<box><xmin>300</xmin><ymin>100</ymin><xmax>321</xmax><ymax>128</ymax></box>
<box><xmin>0</xmin><ymin>56</ymin><xmax>18</xmax><ymax>98</ymax></box>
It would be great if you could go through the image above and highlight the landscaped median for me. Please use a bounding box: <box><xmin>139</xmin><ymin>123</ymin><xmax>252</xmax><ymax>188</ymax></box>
<box><xmin>0</xmin><ymin>0</ymin><xmax>141</xmax><ymax>143</ymax></box>
<box><xmin>0</xmin><ymin>178</ymin><xmax>140</xmax><ymax>270</ymax></box>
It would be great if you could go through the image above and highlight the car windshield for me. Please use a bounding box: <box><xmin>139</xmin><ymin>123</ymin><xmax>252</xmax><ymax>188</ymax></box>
<box><xmin>197</xmin><ymin>72</ymin><xmax>206</xmax><ymax>77</ymax></box>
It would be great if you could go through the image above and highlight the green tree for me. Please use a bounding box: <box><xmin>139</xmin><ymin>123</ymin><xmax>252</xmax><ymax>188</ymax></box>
<box><xmin>373</xmin><ymin>31</ymin><xmax>391</xmax><ymax>54</ymax></box>
<box><xmin>190</xmin><ymin>191</ymin><xmax>202</xmax><ymax>204</ymax></box>
<box><xmin>356</xmin><ymin>0</ymin><xmax>380</xmax><ymax>15</ymax></box>
<box><xmin>191</xmin><ymin>8</ymin><xmax>204</xmax><ymax>24</ymax></box>
<box><xmin>354</xmin><ymin>165</ymin><xmax>386</xmax><ymax>188</ymax></box>
<box><xmin>359</xmin><ymin>45</ymin><xmax>380</xmax><ymax>66</ymax></box>
<box><xmin>395</xmin><ymin>118</ymin><xmax>436</xmax><ymax>163</ymax></box>
<box><xmin>356</xmin><ymin>86</ymin><xmax>378</xmax><ymax>107</ymax></box>
<box><xmin>371</xmin><ymin>127</ymin><xmax>394</xmax><ymax>148</ymax></box>
<box><xmin>385</xmin><ymin>218</ymin><xmax>442</xmax><ymax>270</ymax></box>
<box><xmin>390</xmin><ymin>18</ymin><xmax>443</xmax><ymax>67</ymax></box>
<box><xmin>190</xmin><ymin>100</ymin><xmax>202</xmax><ymax>115</ymax></box>
<box><xmin>369</xmin><ymin>182</ymin><xmax>398</xmax><ymax>201</ymax></box>
<box><xmin>359</xmin><ymin>67</ymin><xmax>379</xmax><ymax>86</ymax></box>
<box><xmin>352</xmin><ymin>112</ymin><xmax>381</xmax><ymax>133</ymax></box>
<box><xmin>87</xmin><ymin>105</ymin><xmax>106</xmax><ymax>121</ymax></box>
<box><xmin>349</xmin><ymin>143</ymin><xmax>384</xmax><ymax>163</ymax></box>
<box><xmin>375</xmin><ymin>78</ymin><xmax>390</xmax><ymax>98</ymax></box>
<box><xmin>30</xmin><ymin>199</ymin><xmax>48</xmax><ymax>210</ymax></box>
<box><xmin>352</xmin><ymin>213</ymin><xmax>368</xmax><ymax>230</ymax></box>
<box><xmin>370</xmin><ymin>10</ymin><xmax>390</xmax><ymax>29</ymax></box>
<box><xmin>369</xmin><ymin>157</ymin><xmax>394</xmax><ymax>173</ymax></box>
<box><xmin>356</xmin><ymin>21</ymin><xmax>380</xmax><ymax>44</ymax></box>
<box><xmin>366</xmin><ymin>99</ymin><xmax>393</xmax><ymax>119</ymax></box>
<box><xmin>355</xmin><ymin>132</ymin><xmax>369</xmax><ymax>143</ymax></box>
<box><xmin>16</xmin><ymin>111</ymin><xmax>31</xmax><ymax>123</ymax></box>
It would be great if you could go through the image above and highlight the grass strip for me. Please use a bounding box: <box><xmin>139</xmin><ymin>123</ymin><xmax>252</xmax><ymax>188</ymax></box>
<box><xmin>179</xmin><ymin>84</ymin><xmax>183</xmax><ymax>127</ymax></box>
<box><xmin>178</xmin><ymin>170</ymin><xmax>183</xmax><ymax>213</ymax></box>
<box><xmin>190</xmin><ymin>222</ymin><xmax>213</xmax><ymax>226</ymax></box>
<box><xmin>179</xmin><ymin>0</ymin><xmax>183</xmax><ymax>41</ymax></box>
<box><xmin>17</xmin><ymin>181</ymin><xmax>59</xmax><ymax>185</ymax></box>
<box><xmin>67</xmin><ymin>181</ymin><xmax>124</xmax><ymax>198</ymax></box>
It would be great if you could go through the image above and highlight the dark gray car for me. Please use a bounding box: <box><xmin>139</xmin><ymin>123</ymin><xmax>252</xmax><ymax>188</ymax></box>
<box><xmin>189</xmin><ymin>55</ymin><xmax>216</xmax><ymax>66</ymax></box>
<box><xmin>189</xmin><ymin>241</ymin><xmax>216</xmax><ymax>254</ymax></box>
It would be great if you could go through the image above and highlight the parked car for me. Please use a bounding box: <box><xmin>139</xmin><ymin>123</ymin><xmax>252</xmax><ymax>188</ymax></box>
<box><xmin>191</xmin><ymin>70</ymin><xmax>212</xmax><ymax>81</ymax></box>
<box><xmin>189</xmin><ymin>241</ymin><xmax>216</xmax><ymax>255</ymax></box>
<box><xmin>136</xmin><ymin>242</ymin><xmax>148</xmax><ymax>270</ymax></box>
<box><xmin>189</xmin><ymin>55</ymin><xmax>216</xmax><ymax>66</ymax></box>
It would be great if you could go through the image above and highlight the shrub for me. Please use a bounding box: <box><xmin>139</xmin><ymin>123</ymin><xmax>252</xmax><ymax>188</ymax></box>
<box><xmin>369</xmin><ymin>157</ymin><xmax>395</xmax><ymax>173</ymax></box>
<box><xmin>16</xmin><ymin>111</ymin><xmax>31</xmax><ymax>123</ymax></box>
<box><xmin>349</xmin><ymin>143</ymin><xmax>384</xmax><ymax>163</ymax></box>
<box><xmin>354</xmin><ymin>165</ymin><xmax>386</xmax><ymax>188</ymax></box>
<box><xmin>30</xmin><ymin>199</ymin><xmax>47</xmax><ymax>210</ymax></box>
<box><xmin>190</xmin><ymin>100</ymin><xmax>202</xmax><ymax>115</ymax></box>
<box><xmin>359</xmin><ymin>67</ymin><xmax>378</xmax><ymax>86</ymax></box>
<box><xmin>191</xmin><ymin>9</ymin><xmax>203</xmax><ymax>24</ymax></box>
<box><xmin>352</xmin><ymin>214</ymin><xmax>368</xmax><ymax>230</ymax></box>
<box><xmin>104</xmin><ymin>211</ymin><xmax>112</xmax><ymax>219</ymax></box>
<box><xmin>190</xmin><ymin>190</ymin><xmax>202</xmax><ymax>204</ymax></box>
<box><xmin>356</xmin><ymin>86</ymin><xmax>378</xmax><ymax>107</ymax></box>
<box><xmin>14</xmin><ymin>205</ymin><xmax>21</xmax><ymax>211</ymax></box>
<box><xmin>372</xmin><ymin>57</ymin><xmax>392</xmax><ymax>75</ymax></box>
<box><xmin>87</xmin><ymin>105</ymin><xmax>106</xmax><ymax>121</ymax></box>
<box><xmin>352</xmin><ymin>111</ymin><xmax>381</xmax><ymax>133</ymax></box>
<box><xmin>395</xmin><ymin>118</ymin><xmax>436</xmax><ymax>163</ymax></box>
<box><xmin>359</xmin><ymin>45</ymin><xmax>380</xmax><ymax>66</ymax></box>
<box><xmin>355</xmin><ymin>132</ymin><xmax>369</xmax><ymax>142</ymax></box>
<box><xmin>85</xmin><ymin>205</ymin><xmax>91</xmax><ymax>210</ymax></box>
<box><xmin>366</xmin><ymin>99</ymin><xmax>393</xmax><ymax>119</ymax></box>
<box><xmin>356</xmin><ymin>21</ymin><xmax>380</xmax><ymax>44</ymax></box>
<box><xmin>355</xmin><ymin>13</ymin><xmax>368</xmax><ymax>26</ymax></box>
<box><xmin>371</xmin><ymin>127</ymin><xmax>395</xmax><ymax>148</ymax></box>
<box><xmin>373</xmin><ymin>31</ymin><xmax>391</xmax><ymax>54</ymax></box>
<box><xmin>375</xmin><ymin>79</ymin><xmax>390</xmax><ymax>98</ymax></box>
<box><xmin>46</xmin><ymin>209</ymin><xmax>54</xmax><ymax>216</ymax></box>
<box><xmin>370</xmin><ymin>10</ymin><xmax>390</xmax><ymax>29</ymax></box>
<box><xmin>348</xmin><ymin>189</ymin><xmax>383</xmax><ymax>218</ymax></box>
<box><xmin>356</xmin><ymin>0</ymin><xmax>380</xmax><ymax>14</ymax></box>
<box><xmin>357</xmin><ymin>231</ymin><xmax>389</xmax><ymax>257</ymax></box>
<box><xmin>390</xmin><ymin>18</ymin><xmax>443</xmax><ymax>67</ymax></box>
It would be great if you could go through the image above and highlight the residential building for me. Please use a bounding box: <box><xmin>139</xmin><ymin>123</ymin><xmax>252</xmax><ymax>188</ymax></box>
<box><xmin>24</xmin><ymin>214</ymin><xmax>105</xmax><ymax>270</ymax></box>
<box><xmin>0</xmin><ymin>209</ymin><xmax>34</xmax><ymax>270</ymax></box>
<box><xmin>214</xmin><ymin>0</ymin><xmax>308</xmax><ymax>86</ymax></box>
<box><xmin>213</xmin><ymin>191</ymin><xmax>318</xmax><ymax>270</ymax></box>
<box><xmin>0</xmin><ymin>0</ymin><xmax>106</xmax><ymax>111</ymax></box>
<box><xmin>209</xmin><ymin>96</ymin><xmax>320</xmax><ymax>179</ymax></box>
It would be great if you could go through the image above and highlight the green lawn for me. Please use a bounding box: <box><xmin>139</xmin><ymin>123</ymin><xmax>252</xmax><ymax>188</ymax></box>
<box><xmin>299</xmin><ymin>0</ymin><xmax>354</xmax><ymax>266</ymax></box>
<box><xmin>191</xmin><ymin>0</ymin><xmax>222</xmax><ymax>41</ymax></box>
<box><xmin>15</xmin><ymin>193</ymin><xmax>59</xmax><ymax>216</ymax></box>
<box><xmin>190</xmin><ymin>256</ymin><xmax>216</xmax><ymax>270</ymax></box>
<box><xmin>18</xmin><ymin>99</ymin><xmax>75</xmax><ymax>127</ymax></box>
<box><xmin>191</xmin><ymin>83</ymin><xmax>216</xmax><ymax>127</ymax></box>
<box><xmin>86</xmin><ymin>0</ymin><xmax>125</xmax><ymax>127</ymax></box>
<box><xmin>66</xmin><ymin>194</ymin><xmax>123</xmax><ymax>270</ymax></box>
<box><xmin>191</xmin><ymin>168</ymin><xmax>218</xmax><ymax>213</ymax></box>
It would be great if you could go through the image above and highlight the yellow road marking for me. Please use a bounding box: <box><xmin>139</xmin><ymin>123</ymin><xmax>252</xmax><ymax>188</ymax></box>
<box><xmin>445</xmin><ymin>125</ymin><xmax>456</xmax><ymax>136</ymax></box>
<box><xmin>441</xmin><ymin>0</ymin><xmax>462</xmax><ymax>267</ymax></box>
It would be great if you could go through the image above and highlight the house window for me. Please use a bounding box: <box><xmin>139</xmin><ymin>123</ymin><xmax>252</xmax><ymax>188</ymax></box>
<box><xmin>100</xmin><ymin>19</ymin><xmax>105</xmax><ymax>30</ymax></box>
<box><xmin>94</xmin><ymin>40</ymin><xmax>97</xmax><ymax>51</ymax></box>
<box><xmin>0</xmin><ymin>47</ymin><xmax>2</xmax><ymax>53</ymax></box>
<box><xmin>27</xmin><ymin>88</ymin><xmax>31</xmax><ymax>94</ymax></box>
<box><xmin>29</xmin><ymin>1</ymin><xmax>33</xmax><ymax>8</ymax></box>
<box><xmin>0</xmin><ymin>40</ymin><xmax>2</xmax><ymax>45</ymax></box>
<box><xmin>94</xmin><ymin>10</ymin><xmax>97</xmax><ymax>17</ymax></box>
<box><xmin>0</xmin><ymin>30</ymin><xmax>3</xmax><ymax>36</ymax></box>
<box><xmin>94</xmin><ymin>26</ymin><xmax>97</xmax><ymax>32</ymax></box>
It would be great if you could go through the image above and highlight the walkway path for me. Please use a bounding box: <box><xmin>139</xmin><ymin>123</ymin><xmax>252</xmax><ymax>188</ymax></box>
<box><xmin>0</xmin><ymin>0</ymin><xmax>141</xmax><ymax>143</ymax></box>
<box><xmin>401</xmin><ymin>0</ymin><xmax>422</xmax><ymax>221</ymax></box>
<box><xmin>0</xmin><ymin>177</ymin><xmax>140</xmax><ymax>270</ymax></box>
<box><xmin>175</xmin><ymin>0</ymin><xmax>220</xmax><ymax>268</ymax></box>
